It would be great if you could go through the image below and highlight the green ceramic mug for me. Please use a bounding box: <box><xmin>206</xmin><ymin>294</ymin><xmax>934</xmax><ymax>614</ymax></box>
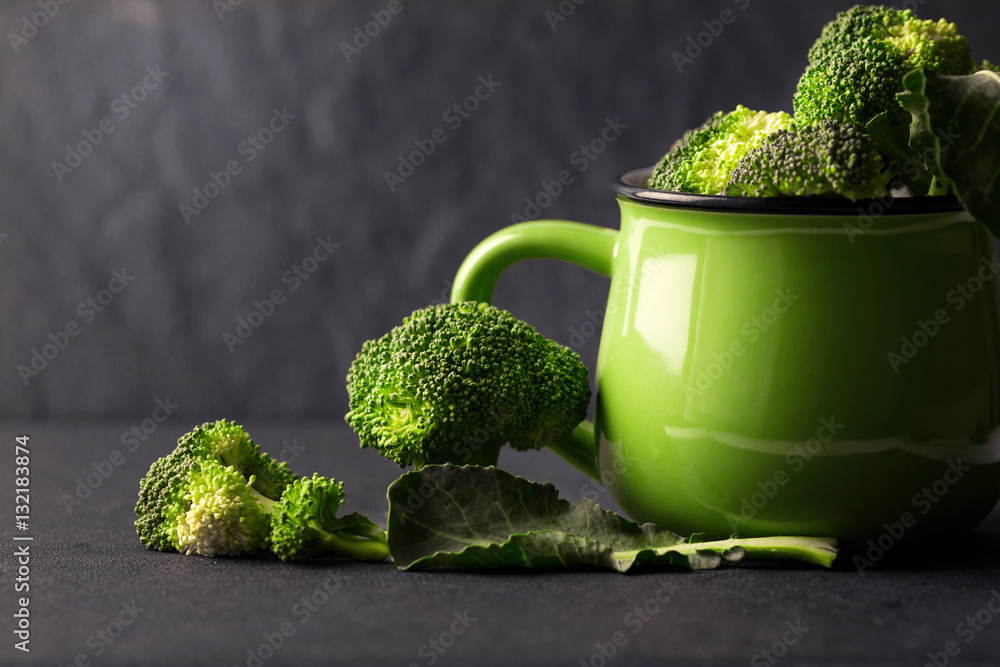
<box><xmin>451</xmin><ymin>167</ymin><xmax>1000</xmax><ymax>543</ymax></box>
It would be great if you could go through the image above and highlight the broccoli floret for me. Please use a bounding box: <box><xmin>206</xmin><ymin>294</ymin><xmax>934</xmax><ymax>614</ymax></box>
<box><xmin>172</xmin><ymin>419</ymin><xmax>297</xmax><ymax>500</ymax></box>
<box><xmin>135</xmin><ymin>452</ymin><xmax>274</xmax><ymax>556</ymax></box>
<box><xmin>169</xmin><ymin>459</ymin><xmax>274</xmax><ymax>557</ymax></box>
<box><xmin>135</xmin><ymin>452</ymin><xmax>198</xmax><ymax>552</ymax></box>
<box><xmin>271</xmin><ymin>474</ymin><xmax>390</xmax><ymax>563</ymax></box>
<box><xmin>725</xmin><ymin>121</ymin><xmax>892</xmax><ymax>200</ymax></box>
<box><xmin>135</xmin><ymin>420</ymin><xmax>388</xmax><ymax>561</ymax></box>
<box><xmin>647</xmin><ymin>105</ymin><xmax>794</xmax><ymax>195</ymax></box>
<box><xmin>344</xmin><ymin>301</ymin><xmax>591</xmax><ymax>469</ymax></box>
<box><xmin>793</xmin><ymin>5</ymin><xmax>976</xmax><ymax>129</ymax></box>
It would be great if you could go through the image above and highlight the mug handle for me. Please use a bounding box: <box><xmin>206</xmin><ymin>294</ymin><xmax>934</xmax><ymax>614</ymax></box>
<box><xmin>450</xmin><ymin>220</ymin><xmax>618</xmax><ymax>481</ymax></box>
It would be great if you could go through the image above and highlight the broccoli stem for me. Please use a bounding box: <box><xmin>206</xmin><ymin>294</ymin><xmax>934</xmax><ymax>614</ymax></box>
<box><xmin>615</xmin><ymin>535</ymin><xmax>839</xmax><ymax>569</ymax></box>
<box><xmin>259</xmin><ymin>479</ymin><xmax>391</xmax><ymax>562</ymax></box>
<box><xmin>462</xmin><ymin>438</ymin><xmax>504</xmax><ymax>467</ymax></box>
<box><xmin>545</xmin><ymin>421</ymin><xmax>600</xmax><ymax>481</ymax></box>
<box><xmin>720</xmin><ymin>536</ymin><xmax>838</xmax><ymax>568</ymax></box>
<box><xmin>249</xmin><ymin>479</ymin><xmax>278</xmax><ymax>512</ymax></box>
<box><xmin>308</xmin><ymin>531</ymin><xmax>391</xmax><ymax>561</ymax></box>
<box><xmin>412</xmin><ymin>438</ymin><xmax>504</xmax><ymax>470</ymax></box>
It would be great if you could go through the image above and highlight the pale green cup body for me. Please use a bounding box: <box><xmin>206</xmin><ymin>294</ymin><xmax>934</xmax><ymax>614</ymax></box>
<box><xmin>451</xmin><ymin>168</ymin><xmax>1000</xmax><ymax>542</ymax></box>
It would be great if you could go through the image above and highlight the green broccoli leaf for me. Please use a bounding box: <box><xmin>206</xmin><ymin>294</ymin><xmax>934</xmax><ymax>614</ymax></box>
<box><xmin>865</xmin><ymin>110</ymin><xmax>934</xmax><ymax>195</ymax></box>
<box><xmin>386</xmin><ymin>465</ymin><xmax>838</xmax><ymax>572</ymax></box>
<box><xmin>897</xmin><ymin>69</ymin><xmax>1000</xmax><ymax>233</ymax></box>
<box><xmin>324</xmin><ymin>512</ymin><xmax>388</xmax><ymax>540</ymax></box>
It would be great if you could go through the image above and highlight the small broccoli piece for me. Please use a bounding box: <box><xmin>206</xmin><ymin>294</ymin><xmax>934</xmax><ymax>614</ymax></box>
<box><xmin>135</xmin><ymin>420</ymin><xmax>294</xmax><ymax>554</ymax></box>
<box><xmin>793</xmin><ymin>5</ymin><xmax>976</xmax><ymax>129</ymax></box>
<box><xmin>270</xmin><ymin>474</ymin><xmax>389</xmax><ymax>563</ymax></box>
<box><xmin>136</xmin><ymin>420</ymin><xmax>389</xmax><ymax>561</ymax></box>
<box><xmin>647</xmin><ymin>105</ymin><xmax>794</xmax><ymax>195</ymax></box>
<box><xmin>135</xmin><ymin>420</ymin><xmax>286</xmax><ymax>555</ymax></box>
<box><xmin>725</xmin><ymin>121</ymin><xmax>892</xmax><ymax>200</ymax></box>
<box><xmin>135</xmin><ymin>453</ymin><xmax>273</xmax><ymax>556</ymax></box>
<box><xmin>345</xmin><ymin>301</ymin><xmax>591</xmax><ymax>469</ymax></box>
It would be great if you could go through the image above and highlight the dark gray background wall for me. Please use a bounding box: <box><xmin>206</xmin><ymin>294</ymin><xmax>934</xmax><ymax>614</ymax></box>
<box><xmin>3</xmin><ymin>0</ymin><xmax>997</xmax><ymax>420</ymax></box>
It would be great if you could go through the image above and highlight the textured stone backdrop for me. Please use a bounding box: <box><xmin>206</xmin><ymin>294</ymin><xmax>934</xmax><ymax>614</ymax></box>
<box><xmin>2</xmin><ymin>0</ymin><xmax>996</xmax><ymax>419</ymax></box>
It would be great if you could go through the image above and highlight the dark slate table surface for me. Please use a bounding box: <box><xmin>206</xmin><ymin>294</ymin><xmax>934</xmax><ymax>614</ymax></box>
<box><xmin>2</xmin><ymin>422</ymin><xmax>999</xmax><ymax>667</ymax></box>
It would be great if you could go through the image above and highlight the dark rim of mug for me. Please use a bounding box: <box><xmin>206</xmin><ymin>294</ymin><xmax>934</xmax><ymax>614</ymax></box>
<box><xmin>614</xmin><ymin>167</ymin><xmax>966</xmax><ymax>215</ymax></box>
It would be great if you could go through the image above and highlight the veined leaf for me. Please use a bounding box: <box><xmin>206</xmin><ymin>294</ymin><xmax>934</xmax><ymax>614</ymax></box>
<box><xmin>865</xmin><ymin>110</ymin><xmax>934</xmax><ymax>194</ymax></box>
<box><xmin>328</xmin><ymin>512</ymin><xmax>388</xmax><ymax>540</ymax></box>
<box><xmin>386</xmin><ymin>465</ymin><xmax>838</xmax><ymax>572</ymax></box>
<box><xmin>898</xmin><ymin>69</ymin><xmax>1000</xmax><ymax>234</ymax></box>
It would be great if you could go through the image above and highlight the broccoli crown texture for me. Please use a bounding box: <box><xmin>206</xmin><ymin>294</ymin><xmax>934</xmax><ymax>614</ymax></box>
<box><xmin>135</xmin><ymin>452</ymin><xmax>273</xmax><ymax>556</ymax></box>
<box><xmin>344</xmin><ymin>301</ymin><xmax>591</xmax><ymax>469</ymax></box>
<box><xmin>135</xmin><ymin>452</ymin><xmax>199</xmax><ymax>551</ymax></box>
<box><xmin>271</xmin><ymin>473</ymin><xmax>389</xmax><ymax>562</ymax></box>
<box><xmin>173</xmin><ymin>419</ymin><xmax>297</xmax><ymax>500</ymax></box>
<box><xmin>725</xmin><ymin>121</ymin><xmax>892</xmax><ymax>200</ymax></box>
<box><xmin>647</xmin><ymin>106</ymin><xmax>794</xmax><ymax>195</ymax></box>
<box><xmin>793</xmin><ymin>5</ymin><xmax>976</xmax><ymax>128</ymax></box>
<box><xmin>170</xmin><ymin>460</ymin><xmax>273</xmax><ymax>557</ymax></box>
